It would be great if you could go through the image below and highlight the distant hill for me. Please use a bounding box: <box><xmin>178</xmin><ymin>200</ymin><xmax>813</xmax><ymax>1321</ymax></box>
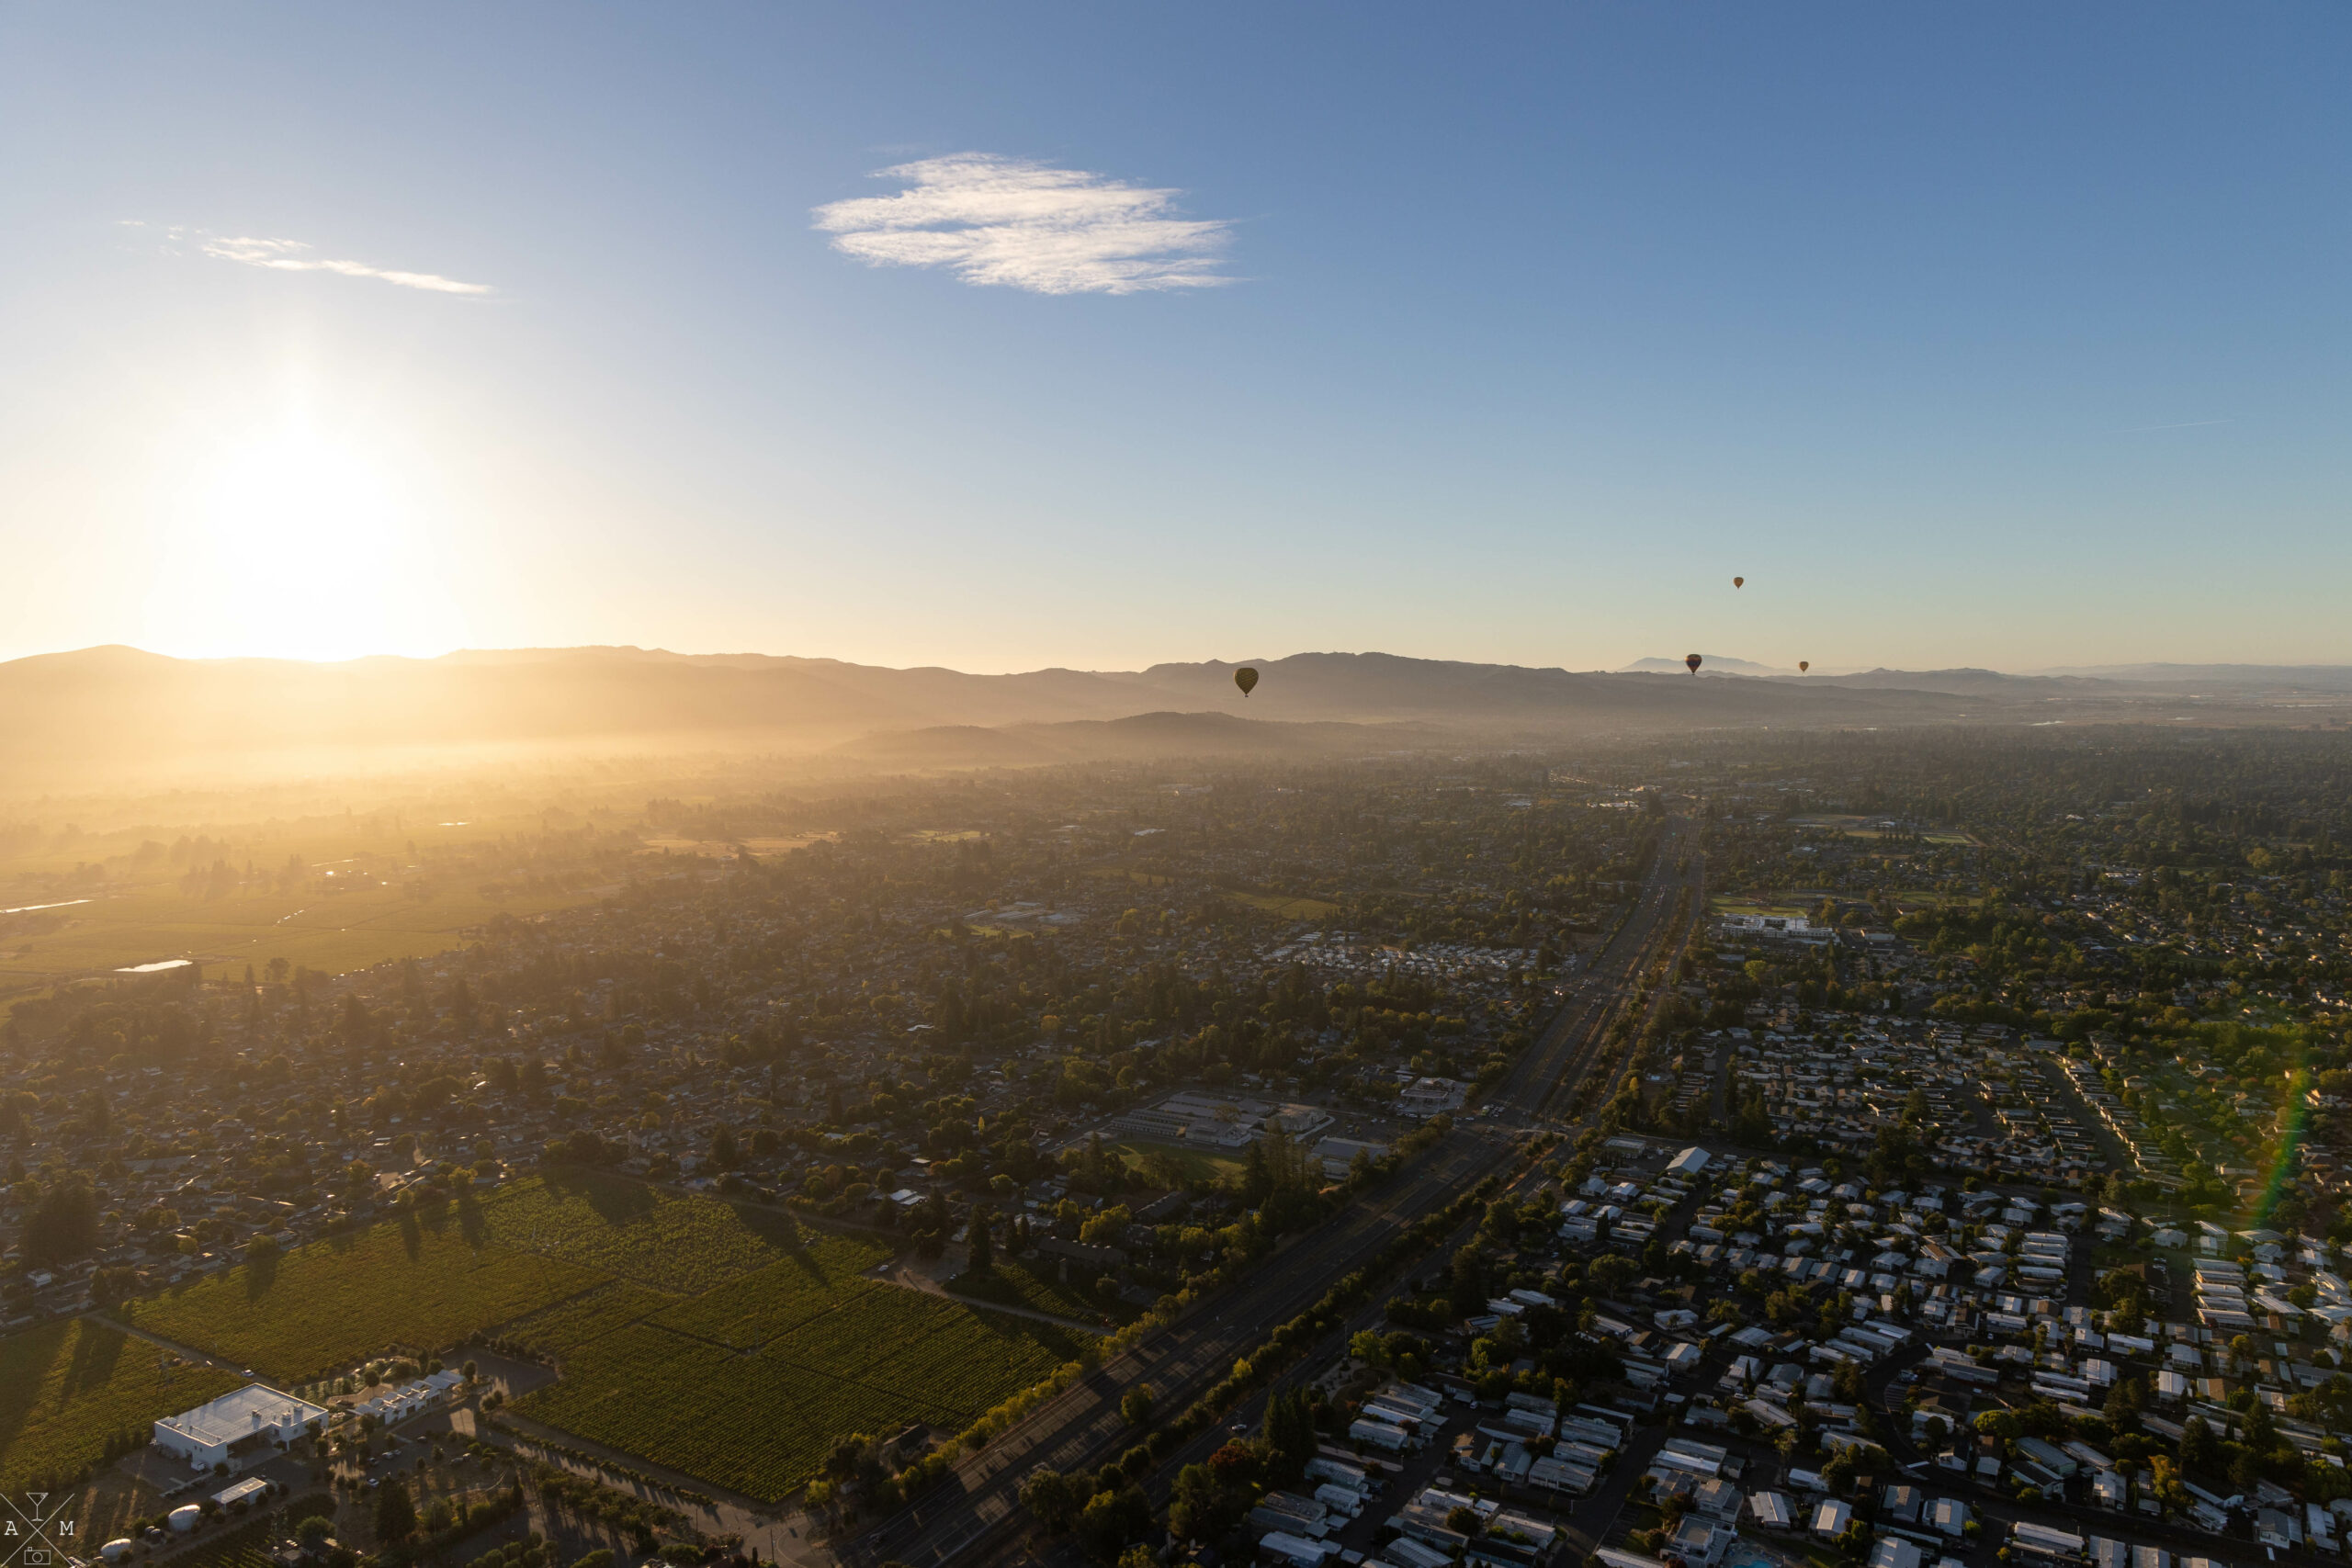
<box><xmin>2025</xmin><ymin>662</ymin><xmax>2352</xmax><ymax>692</ymax></box>
<box><xmin>1619</xmin><ymin>655</ymin><xmax>1792</xmax><ymax>677</ymax></box>
<box><xmin>1780</xmin><ymin>667</ymin><xmax>2127</xmax><ymax>697</ymax></box>
<box><xmin>0</xmin><ymin>643</ymin><xmax>2340</xmax><ymax>790</ymax></box>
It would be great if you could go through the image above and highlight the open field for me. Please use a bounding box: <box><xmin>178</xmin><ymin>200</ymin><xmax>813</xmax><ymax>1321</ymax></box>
<box><xmin>0</xmin><ymin>797</ymin><xmax>624</xmax><ymax>988</ymax></box>
<box><xmin>90</xmin><ymin>1172</ymin><xmax>1076</xmax><ymax>1504</ymax></box>
<box><xmin>1083</xmin><ymin>867</ymin><xmax>1174</xmax><ymax>887</ymax></box>
<box><xmin>129</xmin><ymin>1202</ymin><xmax>605</xmax><ymax>1382</ymax></box>
<box><xmin>1786</xmin><ymin>814</ymin><xmax>1980</xmax><ymax>846</ymax></box>
<box><xmin>1110</xmin><ymin>1138</ymin><xmax>1249</xmax><ymax>1187</ymax></box>
<box><xmin>636</xmin><ymin>834</ymin><xmax>830</xmax><ymax>858</ymax></box>
<box><xmin>1706</xmin><ymin>897</ymin><xmax>1812</xmax><ymax>918</ymax></box>
<box><xmin>0</xmin><ymin>880</ymin><xmax>594</xmax><ymax>984</ymax></box>
<box><xmin>1227</xmin><ymin>891</ymin><xmax>1344</xmax><ymax>919</ymax></box>
<box><xmin>0</xmin><ymin>1317</ymin><xmax>244</xmax><ymax>1491</ymax></box>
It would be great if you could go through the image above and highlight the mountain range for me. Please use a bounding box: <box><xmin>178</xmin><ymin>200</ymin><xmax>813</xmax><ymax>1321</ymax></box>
<box><xmin>4</xmin><ymin>645</ymin><xmax>2348</xmax><ymax>788</ymax></box>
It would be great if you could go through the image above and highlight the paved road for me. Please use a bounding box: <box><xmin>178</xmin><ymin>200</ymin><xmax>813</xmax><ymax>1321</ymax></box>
<box><xmin>842</xmin><ymin>818</ymin><xmax>1700</xmax><ymax>1567</ymax></box>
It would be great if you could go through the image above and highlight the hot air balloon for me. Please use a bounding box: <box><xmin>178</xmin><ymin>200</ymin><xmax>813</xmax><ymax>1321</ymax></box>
<box><xmin>1732</xmin><ymin>576</ymin><xmax>1745</xmax><ymax>588</ymax></box>
<box><xmin>1798</xmin><ymin>660</ymin><xmax>1810</xmax><ymax>673</ymax></box>
<box><xmin>1234</xmin><ymin>666</ymin><xmax>1260</xmax><ymax>697</ymax></box>
<box><xmin>1684</xmin><ymin>654</ymin><xmax>1702</xmax><ymax>674</ymax></box>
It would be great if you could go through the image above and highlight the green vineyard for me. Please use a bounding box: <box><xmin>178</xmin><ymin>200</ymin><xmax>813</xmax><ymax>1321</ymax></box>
<box><xmin>130</xmin><ymin>1204</ymin><xmax>603</xmax><ymax>1382</ymax></box>
<box><xmin>650</xmin><ymin>1234</ymin><xmax>891</xmax><ymax>1349</ymax></box>
<box><xmin>504</xmin><ymin>1280</ymin><xmax>677</xmax><ymax>1355</ymax></box>
<box><xmin>519</xmin><ymin>1321</ymin><xmax>965</xmax><ymax>1501</ymax></box>
<box><xmin>477</xmin><ymin>1171</ymin><xmax>812</xmax><ymax>1293</ymax></box>
<box><xmin>0</xmin><ymin>1172</ymin><xmax>1095</xmax><ymax>1506</ymax></box>
<box><xmin>517</xmin><ymin>1247</ymin><xmax>1081</xmax><ymax>1500</ymax></box>
<box><xmin>0</xmin><ymin>1318</ymin><xmax>244</xmax><ymax>1492</ymax></box>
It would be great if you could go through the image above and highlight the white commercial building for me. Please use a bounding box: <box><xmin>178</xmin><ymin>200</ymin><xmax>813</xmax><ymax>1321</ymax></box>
<box><xmin>153</xmin><ymin>1384</ymin><xmax>328</xmax><ymax>1473</ymax></box>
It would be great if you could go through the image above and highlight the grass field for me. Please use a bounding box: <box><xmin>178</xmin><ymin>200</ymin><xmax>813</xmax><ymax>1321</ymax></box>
<box><xmin>130</xmin><ymin>1202</ymin><xmax>603</xmax><ymax>1382</ymax></box>
<box><xmin>1083</xmin><ymin>867</ymin><xmax>1174</xmax><ymax>887</ymax></box>
<box><xmin>100</xmin><ymin>1171</ymin><xmax>1078</xmax><ymax>1504</ymax></box>
<box><xmin>1227</xmin><ymin>891</ymin><xmax>1344</xmax><ymax>919</ymax></box>
<box><xmin>0</xmin><ymin>1318</ymin><xmax>244</xmax><ymax>1491</ymax></box>
<box><xmin>637</xmin><ymin>835</ymin><xmax>829</xmax><ymax>858</ymax></box>
<box><xmin>1707</xmin><ymin>897</ymin><xmax>1812</xmax><ymax>918</ymax></box>
<box><xmin>1110</xmin><ymin>1139</ymin><xmax>1248</xmax><ymax>1188</ymax></box>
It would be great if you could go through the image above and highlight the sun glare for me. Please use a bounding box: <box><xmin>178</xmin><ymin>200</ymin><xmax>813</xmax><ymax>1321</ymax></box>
<box><xmin>150</xmin><ymin>410</ymin><xmax>469</xmax><ymax>662</ymax></box>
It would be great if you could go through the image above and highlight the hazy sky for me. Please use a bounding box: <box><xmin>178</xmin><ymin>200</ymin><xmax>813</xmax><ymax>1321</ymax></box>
<box><xmin>4</xmin><ymin>4</ymin><xmax>2346</xmax><ymax>673</ymax></box>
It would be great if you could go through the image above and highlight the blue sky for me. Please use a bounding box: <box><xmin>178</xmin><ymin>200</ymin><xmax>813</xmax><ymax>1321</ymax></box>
<box><xmin>2</xmin><ymin>3</ymin><xmax>2346</xmax><ymax>671</ymax></box>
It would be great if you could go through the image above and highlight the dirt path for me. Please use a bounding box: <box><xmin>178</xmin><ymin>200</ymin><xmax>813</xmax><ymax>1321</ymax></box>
<box><xmin>864</xmin><ymin>1257</ymin><xmax>1108</xmax><ymax>1336</ymax></box>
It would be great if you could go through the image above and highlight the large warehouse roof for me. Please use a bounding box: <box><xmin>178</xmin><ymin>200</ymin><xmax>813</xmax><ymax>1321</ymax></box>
<box><xmin>157</xmin><ymin>1383</ymin><xmax>326</xmax><ymax>1447</ymax></box>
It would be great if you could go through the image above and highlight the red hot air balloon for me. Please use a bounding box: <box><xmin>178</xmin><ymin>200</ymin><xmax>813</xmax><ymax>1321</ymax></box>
<box><xmin>1234</xmin><ymin>667</ymin><xmax>1259</xmax><ymax>697</ymax></box>
<box><xmin>1685</xmin><ymin>654</ymin><xmax>1702</xmax><ymax>674</ymax></box>
<box><xmin>1798</xmin><ymin>660</ymin><xmax>1810</xmax><ymax>673</ymax></box>
<box><xmin>1732</xmin><ymin>576</ymin><xmax>1745</xmax><ymax>588</ymax></box>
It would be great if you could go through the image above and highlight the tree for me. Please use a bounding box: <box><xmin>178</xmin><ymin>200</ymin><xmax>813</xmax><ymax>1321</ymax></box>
<box><xmin>373</xmin><ymin>1478</ymin><xmax>416</xmax><ymax>1544</ymax></box>
<box><xmin>2180</xmin><ymin>1416</ymin><xmax>2220</xmax><ymax>1477</ymax></box>
<box><xmin>709</xmin><ymin>1126</ymin><xmax>741</xmax><ymax>1172</ymax></box>
<box><xmin>968</xmin><ymin>1209</ymin><xmax>995</xmax><ymax>1274</ymax></box>
<box><xmin>1973</xmin><ymin>1409</ymin><xmax>2022</xmax><ymax>1443</ymax></box>
<box><xmin>1120</xmin><ymin>1383</ymin><xmax>1154</xmax><ymax>1428</ymax></box>
<box><xmin>1074</xmin><ymin>1486</ymin><xmax>1151</xmax><ymax>1563</ymax></box>
<box><xmin>1019</xmin><ymin>1469</ymin><xmax>1088</xmax><ymax>1533</ymax></box>
<box><xmin>1262</xmin><ymin>1388</ymin><xmax>1316</xmax><ymax>1481</ymax></box>
<box><xmin>296</xmin><ymin>1517</ymin><xmax>333</xmax><ymax>1551</ymax></box>
<box><xmin>25</xmin><ymin>1175</ymin><xmax>97</xmax><ymax>1265</ymax></box>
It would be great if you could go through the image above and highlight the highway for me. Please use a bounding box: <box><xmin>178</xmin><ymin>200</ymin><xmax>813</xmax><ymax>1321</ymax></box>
<box><xmin>842</xmin><ymin>816</ymin><xmax>1696</xmax><ymax>1567</ymax></box>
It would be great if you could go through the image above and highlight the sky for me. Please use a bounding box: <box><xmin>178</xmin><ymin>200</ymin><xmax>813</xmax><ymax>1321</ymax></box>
<box><xmin>2</xmin><ymin>3</ymin><xmax>2347</xmax><ymax>675</ymax></box>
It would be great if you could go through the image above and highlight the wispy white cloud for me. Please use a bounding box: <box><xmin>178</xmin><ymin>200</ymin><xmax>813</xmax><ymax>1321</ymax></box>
<box><xmin>812</xmin><ymin>153</ymin><xmax>1233</xmax><ymax>296</ymax></box>
<box><xmin>201</xmin><ymin>235</ymin><xmax>492</xmax><ymax>295</ymax></box>
<box><xmin>126</xmin><ymin>223</ymin><xmax>492</xmax><ymax>295</ymax></box>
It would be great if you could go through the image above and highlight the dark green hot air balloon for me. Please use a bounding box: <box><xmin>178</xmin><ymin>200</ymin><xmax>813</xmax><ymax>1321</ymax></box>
<box><xmin>1234</xmin><ymin>666</ymin><xmax>1260</xmax><ymax>697</ymax></box>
